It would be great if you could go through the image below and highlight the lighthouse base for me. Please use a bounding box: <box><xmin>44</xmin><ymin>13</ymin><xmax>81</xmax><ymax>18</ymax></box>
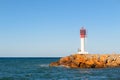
<box><xmin>78</xmin><ymin>51</ymin><xmax>88</xmax><ymax>54</ymax></box>
<box><xmin>77</xmin><ymin>48</ymin><xmax>88</xmax><ymax>54</ymax></box>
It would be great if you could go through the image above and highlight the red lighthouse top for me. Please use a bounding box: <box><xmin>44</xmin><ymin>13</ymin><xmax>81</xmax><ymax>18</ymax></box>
<box><xmin>80</xmin><ymin>27</ymin><xmax>86</xmax><ymax>38</ymax></box>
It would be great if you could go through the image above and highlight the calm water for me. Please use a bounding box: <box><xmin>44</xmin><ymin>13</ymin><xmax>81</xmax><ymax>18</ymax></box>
<box><xmin>0</xmin><ymin>58</ymin><xmax>120</xmax><ymax>80</ymax></box>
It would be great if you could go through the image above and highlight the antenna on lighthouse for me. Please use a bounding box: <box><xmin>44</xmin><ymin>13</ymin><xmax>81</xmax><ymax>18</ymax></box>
<box><xmin>78</xmin><ymin>27</ymin><xmax>88</xmax><ymax>54</ymax></box>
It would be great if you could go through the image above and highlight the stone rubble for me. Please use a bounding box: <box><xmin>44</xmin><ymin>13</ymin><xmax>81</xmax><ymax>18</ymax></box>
<box><xmin>49</xmin><ymin>54</ymin><xmax>120</xmax><ymax>68</ymax></box>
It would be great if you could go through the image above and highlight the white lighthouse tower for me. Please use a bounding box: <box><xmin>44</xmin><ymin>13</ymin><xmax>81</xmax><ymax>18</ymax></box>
<box><xmin>78</xmin><ymin>27</ymin><xmax>88</xmax><ymax>54</ymax></box>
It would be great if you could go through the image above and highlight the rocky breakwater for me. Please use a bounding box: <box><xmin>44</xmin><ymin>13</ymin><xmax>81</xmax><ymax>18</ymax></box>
<box><xmin>49</xmin><ymin>54</ymin><xmax>120</xmax><ymax>68</ymax></box>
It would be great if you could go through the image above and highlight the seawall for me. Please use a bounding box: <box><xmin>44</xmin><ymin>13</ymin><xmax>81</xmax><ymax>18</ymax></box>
<box><xmin>49</xmin><ymin>54</ymin><xmax>120</xmax><ymax>68</ymax></box>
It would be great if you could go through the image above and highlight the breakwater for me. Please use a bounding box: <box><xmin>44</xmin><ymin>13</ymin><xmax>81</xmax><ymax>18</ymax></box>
<box><xmin>50</xmin><ymin>54</ymin><xmax>120</xmax><ymax>68</ymax></box>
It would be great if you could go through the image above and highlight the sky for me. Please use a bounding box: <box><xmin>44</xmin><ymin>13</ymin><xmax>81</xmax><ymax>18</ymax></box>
<box><xmin>0</xmin><ymin>0</ymin><xmax>120</xmax><ymax>57</ymax></box>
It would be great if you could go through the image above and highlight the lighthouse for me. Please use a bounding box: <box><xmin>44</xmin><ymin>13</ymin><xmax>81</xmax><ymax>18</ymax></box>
<box><xmin>78</xmin><ymin>27</ymin><xmax>88</xmax><ymax>54</ymax></box>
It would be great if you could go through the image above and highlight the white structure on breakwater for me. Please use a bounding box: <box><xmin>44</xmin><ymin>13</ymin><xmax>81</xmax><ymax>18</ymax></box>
<box><xmin>78</xmin><ymin>27</ymin><xmax>88</xmax><ymax>54</ymax></box>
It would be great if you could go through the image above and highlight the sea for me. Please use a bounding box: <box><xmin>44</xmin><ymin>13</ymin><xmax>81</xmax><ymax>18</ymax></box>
<box><xmin>0</xmin><ymin>58</ymin><xmax>120</xmax><ymax>80</ymax></box>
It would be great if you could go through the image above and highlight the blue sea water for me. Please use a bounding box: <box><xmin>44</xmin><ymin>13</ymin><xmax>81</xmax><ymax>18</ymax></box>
<box><xmin>0</xmin><ymin>58</ymin><xmax>120</xmax><ymax>80</ymax></box>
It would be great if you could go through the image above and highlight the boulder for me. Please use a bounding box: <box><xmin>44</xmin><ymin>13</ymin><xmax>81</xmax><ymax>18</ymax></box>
<box><xmin>59</xmin><ymin>56</ymin><xmax>71</xmax><ymax>64</ymax></box>
<box><xmin>69</xmin><ymin>62</ymin><xmax>78</xmax><ymax>68</ymax></box>
<box><xmin>49</xmin><ymin>62</ymin><xmax>59</xmax><ymax>67</ymax></box>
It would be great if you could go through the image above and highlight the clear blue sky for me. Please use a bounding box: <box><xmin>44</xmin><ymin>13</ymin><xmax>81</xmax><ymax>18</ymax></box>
<box><xmin>0</xmin><ymin>0</ymin><xmax>120</xmax><ymax>57</ymax></box>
